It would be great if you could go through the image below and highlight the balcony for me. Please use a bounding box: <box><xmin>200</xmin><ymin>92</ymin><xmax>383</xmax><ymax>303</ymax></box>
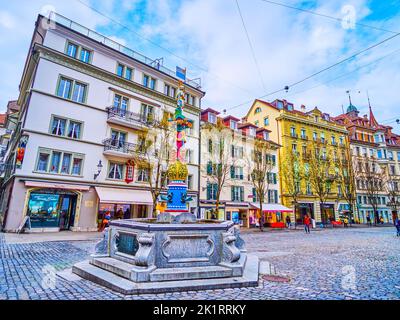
<box><xmin>300</xmin><ymin>135</ymin><xmax>308</xmax><ymax>140</ymax></box>
<box><xmin>106</xmin><ymin>107</ymin><xmax>156</xmax><ymax>130</ymax></box>
<box><xmin>290</xmin><ymin>133</ymin><xmax>298</xmax><ymax>138</ymax></box>
<box><xmin>102</xmin><ymin>138</ymin><xmax>148</xmax><ymax>158</ymax></box>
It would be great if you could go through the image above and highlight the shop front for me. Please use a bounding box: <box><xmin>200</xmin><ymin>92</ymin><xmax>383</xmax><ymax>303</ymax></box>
<box><xmin>249</xmin><ymin>203</ymin><xmax>292</xmax><ymax>228</ymax></box>
<box><xmin>225</xmin><ymin>202</ymin><xmax>249</xmax><ymax>227</ymax></box>
<box><xmin>95</xmin><ymin>186</ymin><xmax>153</xmax><ymax>229</ymax></box>
<box><xmin>23</xmin><ymin>181</ymin><xmax>90</xmax><ymax>232</ymax></box>
<box><xmin>321</xmin><ymin>203</ymin><xmax>335</xmax><ymax>224</ymax></box>
<box><xmin>199</xmin><ymin>201</ymin><xmax>225</xmax><ymax>221</ymax></box>
<box><xmin>296</xmin><ymin>202</ymin><xmax>314</xmax><ymax>224</ymax></box>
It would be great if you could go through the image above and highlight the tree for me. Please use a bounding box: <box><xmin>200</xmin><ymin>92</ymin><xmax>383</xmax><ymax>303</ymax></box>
<box><xmin>305</xmin><ymin>143</ymin><xmax>337</xmax><ymax>225</ymax></box>
<box><xmin>336</xmin><ymin>146</ymin><xmax>357</xmax><ymax>224</ymax></box>
<box><xmin>356</xmin><ymin>155</ymin><xmax>385</xmax><ymax>225</ymax></box>
<box><xmin>280</xmin><ymin>150</ymin><xmax>303</xmax><ymax>226</ymax></box>
<box><xmin>201</xmin><ymin>118</ymin><xmax>238</xmax><ymax>218</ymax></box>
<box><xmin>133</xmin><ymin>114</ymin><xmax>173</xmax><ymax>217</ymax></box>
<box><xmin>386</xmin><ymin>172</ymin><xmax>400</xmax><ymax>222</ymax></box>
<box><xmin>247</xmin><ymin>138</ymin><xmax>275</xmax><ymax>232</ymax></box>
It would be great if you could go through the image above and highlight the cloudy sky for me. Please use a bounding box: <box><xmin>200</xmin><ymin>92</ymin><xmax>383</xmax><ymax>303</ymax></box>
<box><xmin>1</xmin><ymin>0</ymin><xmax>400</xmax><ymax>129</ymax></box>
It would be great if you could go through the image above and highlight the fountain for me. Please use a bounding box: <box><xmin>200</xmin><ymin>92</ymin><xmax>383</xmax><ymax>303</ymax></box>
<box><xmin>72</xmin><ymin>82</ymin><xmax>259</xmax><ymax>294</ymax></box>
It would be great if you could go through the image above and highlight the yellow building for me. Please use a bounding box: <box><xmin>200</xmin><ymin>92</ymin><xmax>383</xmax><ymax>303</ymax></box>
<box><xmin>244</xmin><ymin>99</ymin><xmax>350</xmax><ymax>224</ymax></box>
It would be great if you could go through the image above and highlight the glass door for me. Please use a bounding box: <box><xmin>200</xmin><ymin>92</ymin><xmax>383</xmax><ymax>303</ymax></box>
<box><xmin>58</xmin><ymin>195</ymin><xmax>77</xmax><ymax>230</ymax></box>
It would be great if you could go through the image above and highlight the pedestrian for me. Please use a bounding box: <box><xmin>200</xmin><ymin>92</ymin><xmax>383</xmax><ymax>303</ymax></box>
<box><xmin>285</xmin><ymin>215</ymin><xmax>291</xmax><ymax>229</ymax></box>
<box><xmin>303</xmin><ymin>214</ymin><xmax>311</xmax><ymax>234</ymax></box>
<box><xmin>343</xmin><ymin>217</ymin><xmax>349</xmax><ymax>228</ymax></box>
<box><xmin>98</xmin><ymin>211</ymin><xmax>111</xmax><ymax>232</ymax></box>
<box><xmin>380</xmin><ymin>216</ymin><xmax>384</xmax><ymax>225</ymax></box>
<box><xmin>115</xmin><ymin>208</ymin><xmax>124</xmax><ymax>220</ymax></box>
<box><xmin>366</xmin><ymin>214</ymin><xmax>372</xmax><ymax>227</ymax></box>
<box><xmin>395</xmin><ymin>217</ymin><xmax>400</xmax><ymax>237</ymax></box>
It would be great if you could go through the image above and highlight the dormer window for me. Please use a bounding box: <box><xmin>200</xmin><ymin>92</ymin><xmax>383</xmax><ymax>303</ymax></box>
<box><xmin>230</xmin><ymin>120</ymin><xmax>238</xmax><ymax>130</ymax></box>
<box><xmin>277</xmin><ymin>101</ymin><xmax>284</xmax><ymax>109</ymax></box>
<box><xmin>208</xmin><ymin>113</ymin><xmax>217</xmax><ymax>124</ymax></box>
<box><xmin>314</xmin><ymin>115</ymin><xmax>318</xmax><ymax>122</ymax></box>
<box><xmin>255</xmin><ymin>107</ymin><xmax>261</xmax><ymax>114</ymax></box>
<box><xmin>249</xmin><ymin>127</ymin><xmax>256</xmax><ymax>137</ymax></box>
<box><xmin>287</xmin><ymin>103</ymin><xmax>294</xmax><ymax>111</ymax></box>
<box><xmin>263</xmin><ymin>132</ymin><xmax>269</xmax><ymax>140</ymax></box>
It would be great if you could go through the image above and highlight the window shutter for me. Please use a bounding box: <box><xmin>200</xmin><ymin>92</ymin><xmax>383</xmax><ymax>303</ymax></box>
<box><xmin>231</xmin><ymin>187</ymin><xmax>235</xmax><ymax>201</ymax></box>
<box><xmin>240</xmin><ymin>187</ymin><xmax>244</xmax><ymax>202</ymax></box>
<box><xmin>230</xmin><ymin>166</ymin><xmax>235</xmax><ymax>179</ymax></box>
<box><xmin>231</xmin><ymin>145</ymin><xmax>234</xmax><ymax>158</ymax></box>
<box><xmin>272</xmin><ymin>155</ymin><xmax>276</xmax><ymax>166</ymax></box>
<box><xmin>268</xmin><ymin>190</ymin><xmax>271</xmax><ymax>203</ymax></box>
<box><xmin>274</xmin><ymin>190</ymin><xmax>278</xmax><ymax>203</ymax></box>
<box><xmin>252</xmin><ymin>188</ymin><xmax>256</xmax><ymax>203</ymax></box>
<box><xmin>273</xmin><ymin>173</ymin><xmax>277</xmax><ymax>184</ymax></box>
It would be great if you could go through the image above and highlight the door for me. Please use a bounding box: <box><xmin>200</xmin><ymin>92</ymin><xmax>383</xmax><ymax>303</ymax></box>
<box><xmin>58</xmin><ymin>195</ymin><xmax>77</xmax><ymax>230</ymax></box>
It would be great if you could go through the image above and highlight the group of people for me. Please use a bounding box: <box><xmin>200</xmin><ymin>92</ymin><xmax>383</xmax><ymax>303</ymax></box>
<box><xmin>98</xmin><ymin>207</ymin><xmax>131</xmax><ymax>232</ymax></box>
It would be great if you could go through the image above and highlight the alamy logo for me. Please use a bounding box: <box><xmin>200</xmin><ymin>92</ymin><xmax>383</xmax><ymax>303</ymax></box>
<box><xmin>341</xmin><ymin>5</ymin><xmax>356</xmax><ymax>30</ymax></box>
<box><xmin>341</xmin><ymin>265</ymin><xmax>356</xmax><ymax>290</ymax></box>
<box><xmin>41</xmin><ymin>265</ymin><xmax>57</xmax><ymax>290</ymax></box>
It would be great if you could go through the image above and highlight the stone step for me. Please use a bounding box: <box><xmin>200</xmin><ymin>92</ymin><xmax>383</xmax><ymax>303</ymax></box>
<box><xmin>91</xmin><ymin>257</ymin><xmax>133</xmax><ymax>280</ymax></box>
<box><xmin>149</xmin><ymin>265</ymin><xmax>233</xmax><ymax>282</ymax></box>
<box><xmin>72</xmin><ymin>255</ymin><xmax>259</xmax><ymax>295</ymax></box>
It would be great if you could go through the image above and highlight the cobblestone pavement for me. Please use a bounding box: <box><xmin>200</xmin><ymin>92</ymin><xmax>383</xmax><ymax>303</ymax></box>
<box><xmin>1</xmin><ymin>227</ymin><xmax>399</xmax><ymax>300</ymax></box>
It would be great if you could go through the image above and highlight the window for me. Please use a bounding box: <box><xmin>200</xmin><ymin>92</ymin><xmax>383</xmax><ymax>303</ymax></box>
<box><xmin>51</xmin><ymin>117</ymin><xmax>66</xmax><ymax>136</ymax></box>
<box><xmin>116</xmin><ymin>63</ymin><xmax>133</xmax><ymax>80</ymax></box>
<box><xmin>249</xmin><ymin>127</ymin><xmax>256</xmax><ymax>137</ymax></box>
<box><xmin>231</xmin><ymin>186</ymin><xmax>244</xmax><ymax>202</ymax></box>
<box><xmin>277</xmin><ymin>101</ymin><xmax>284</xmax><ymax>109</ymax></box>
<box><xmin>313</xmin><ymin>132</ymin><xmax>317</xmax><ymax>141</ymax></box>
<box><xmin>36</xmin><ymin>148</ymin><xmax>84</xmax><ymax>176</ymax></box>
<box><xmin>50</xmin><ymin>116</ymin><xmax>82</xmax><ymax>140</ymax></box>
<box><xmin>264</xmin><ymin>117</ymin><xmax>269</xmax><ymax>126</ymax></box>
<box><xmin>137</xmin><ymin>167</ymin><xmax>150</xmax><ymax>182</ymax></box>
<box><xmin>185</xmin><ymin>149</ymin><xmax>193</xmax><ymax>164</ymax></box>
<box><xmin>339</xmin><ymin>136</ymin><xmax>344</xmax><ymax>145</ymax></box>
<box><xmin>331</xmin><ymin>136</ymin><xmax>336</xmax><ymax>145</ymax></box>
<box><xmin>255</xmin><ymin>107</ymin><xmax>261</xmax><ymax>114</ymax></box>
<box><xmin>113</xmin><ymin>94</ymin><xmax>129</xmax><ymax>113</ymax></box>
<box><xmin>108</xmin><ymin>162</ymin><xmax>124</xmax><ymax>180</ymax></box>
<box><xmin>61</xmin><ymin>153</ymin><xmax>71</xmax><ymax>174</ymax></box>
<box><xmin>66</xmin><ymin>42</ymin><xmax>78</xmax><ymax>58</ymax></box>
<box><xmin>37</xmin><ymin>152</ymin><xmax>50</xmax><ymax>172</ymax></box>
<box><xmin>140</xmin><ymin>104</ymin><xmax>155</xmax><ymax>123</ymax></box>
<box><xmin>72</xmin><ymin>82</ymin><xmax>87</xmax><ymax>103</ymax></box>
<box><xmin>301</xmin><ymin>129</ymin><xmax>306</xmax><ymax>138</ymax></box>
<box><xmin>164</xmin><ymin>84</ymin><xmax>170</xmax><ymax>96</ymax></box>
<box><xmin>111</xmin><ymin>130</ymin><xmax>126</xmax><ymax>148</ymax></box>
<box><xmin>66</xmin><ymin>41</ymin><xmax>92</xmax><ymax>63</ymax></box>
<box><xmin>290</xmin><ymin>127</ymin><xmax>296</xmax><ymax>137</ymax></box>
<box><xmin>68</xmin><ymin>121</ymin><xmax>82</xmax><ymax>139</ymax></box>
<box><xmin>388</xmin><ymin>151</ymin><xmax>393</xmax><ymax>160</ymax></box>
<box><xmin>231</xmin><ymin>166</ymin><xmax>244</xmax><ymax>180</ymax></box>
<box><xmin>231</xmin><ymin>146</ymin><xmax>243</xmax><ymax>158</ymax></box>
<box><xmin>207</xmin><ymin>183</ymin><xmax>218</xmax><ymax>200</ymax></box>
<box><xmin>263</xmin><ymin>131</ymin><xmax>269</xmax><ymax>140</ymax></box>
<box><xmin>57</xmin><ymin>76</ymin><xmax>87</xmax><ymax>103</ymax></box>
<box><xmin>208</xmin><ymin>113</ymin><xmax>217</xmax><ymax>124</ymax></box>
<box><xmin>377</xmin><ymin>149</ymin><xmax>383</xmax><ymax>159</ymax></box>
<box><xmin>287</xmin><ymin>103</ymin><xmax>294</xmax><ymax>111</ymax></box>
<box><xmin>143</xmin><ymin>74</ymin><xmax>156</xmax><ymax>89</ymax></box>
<box><xmin>171</xmin><ymin>86</ymin><xmax>177</xmax><ymax>98</ymax></box>
<box><xmin>80</xmin><ymin>48</ymin><xmax>91</xmax><ymax>63</ymax></box>
<box><xmin>254</xmin><ymin>120</ymin><xmax>259</xmax><ymax>126</ymax></box>
<box><xmin>57</xmin><ymin>77</ymin><xmax>72</xmax><ymax>99</ymax></box>
<box><xmin>230</xmin><ymin>120</ymin><xmax>238</xmax><ymax>130</ymax></box>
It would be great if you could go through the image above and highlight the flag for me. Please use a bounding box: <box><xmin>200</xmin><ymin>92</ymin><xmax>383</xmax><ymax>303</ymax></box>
<box><xmin>176</xmin><ymin>66</ymin><xmax>186</xmax><ymax>81</ymax></box>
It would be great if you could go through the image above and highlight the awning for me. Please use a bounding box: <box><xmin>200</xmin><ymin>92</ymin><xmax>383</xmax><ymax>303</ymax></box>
<box><xmin>225</xmin><ymin>202</ymin><xmax>249</xmax><ymax>208</ymax></box>
<box><xmin>249</xmin><ymin>203</ymin><xmax>292</xmax><ymax>213</ymax></box>
<box><xmin>95</xmin><ymin>186</ymin><xmax>153</xmax><ymax>205</ymax></box>
<box><xmin>24</xmin><ymin>181</ymin><xmax>90</xmax><ymax>191</ymax></box>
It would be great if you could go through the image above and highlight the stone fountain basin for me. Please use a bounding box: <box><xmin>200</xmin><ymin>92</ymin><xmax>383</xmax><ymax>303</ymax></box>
<box><xmin>72</xmin><ymin>218</ymin><xmax>259</xmax><ymax>294</ymax></box>
<box><xmin>106</xmin><ymin>219</ymin><xmax>237</xmax><ymax>269</ymax></box>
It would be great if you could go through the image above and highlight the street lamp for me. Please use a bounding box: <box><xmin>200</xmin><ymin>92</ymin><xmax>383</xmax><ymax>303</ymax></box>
<box><xmin>94</xmin><ymin>160</ymin><xmax>103</xmax><ymax>180</ymax></box>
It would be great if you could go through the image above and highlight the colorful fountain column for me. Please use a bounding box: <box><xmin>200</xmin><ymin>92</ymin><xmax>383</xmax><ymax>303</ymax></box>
<box><xmin>158</xmin><ymin>82</ymin><xmax>195</xmax><ymax>223</ymax></box>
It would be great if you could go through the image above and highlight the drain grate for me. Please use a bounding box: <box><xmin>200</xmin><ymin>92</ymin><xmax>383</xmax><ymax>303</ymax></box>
<box><xmin>262</xmin><ymin>275</ymin><xmax>291</xmax><ymax>283</ymax></box>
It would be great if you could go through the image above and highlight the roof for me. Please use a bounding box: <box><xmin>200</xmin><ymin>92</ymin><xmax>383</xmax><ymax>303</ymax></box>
<box><xmin>238</xmin><ymin>122</ymin><xmax>258</xmax><ymax>129</ymax></box>
<box><xmin>223</xmin><ymin>115</ymin><xmax>240</xmax><ymax>122</ymax></box>
<box><xmin>201</xmin><ymin>108</ymin><xmax>220</xmax><ymax>115</ymax></box>
<box><xmin>6</xmin><ymin>100</ymin><xmax>20</xmax><ymax>114</ymax></box>
<box><xmin>0</xmin><ymin>114</ymin><xmax>6</xmax><ymax>126</ymax></box>
<box><xmin>346</xmin><ymin>103</ymin><xmax>358</xmax><ymax>113</ymax></box>
<box><xmin>256</xmin><ymin>127</ymin><xmax>272</xmax><ymax>133</ymax></box>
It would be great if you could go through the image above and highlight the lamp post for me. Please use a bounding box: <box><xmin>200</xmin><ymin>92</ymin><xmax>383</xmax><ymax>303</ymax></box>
<box><xmin>94</xmin><ymin>160</ymin><xmax>103</xmax><ymax>180</ymax></box>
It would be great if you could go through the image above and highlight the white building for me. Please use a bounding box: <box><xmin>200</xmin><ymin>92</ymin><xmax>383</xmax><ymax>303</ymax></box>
<box><xmin>199</xmin><ymin>109</ymin><xmax>285</xmax><ymax>228</ymax></box>
<box><xmin>0</xmin><ymin>13</ymin><xmax>204</xmax><ymax>232</ymax></box>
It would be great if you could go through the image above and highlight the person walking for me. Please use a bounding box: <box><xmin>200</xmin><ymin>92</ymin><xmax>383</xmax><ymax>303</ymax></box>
<box><xmin>366</xmin><ymin>214</ymin><xmax>372</xmax><ymax>227</ymax></box>
<box><xmin>395</xmin><ymin>217</ymin><xmax>400</xmax><ymax>237</ymax></box>
<box><xmin>303</xmin><ymin>214</ymin><xmax>311</xmax><ymax>234</ymax></box>
<box><xmin>343</xmin><ymin>217</ymin><xmax>349</xmax><ymax>228</ymax></box>
<box><xmin>285</xmin><ymin>215</ymin><xmax>291</xmax><ymax>229</ymax></box>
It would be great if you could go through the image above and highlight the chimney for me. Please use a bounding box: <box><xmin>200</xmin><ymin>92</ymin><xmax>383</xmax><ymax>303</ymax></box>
<box><xmin>301</xmin><ymin>105</ymin><xmax>306</xmax><ymax>112</ymax></box>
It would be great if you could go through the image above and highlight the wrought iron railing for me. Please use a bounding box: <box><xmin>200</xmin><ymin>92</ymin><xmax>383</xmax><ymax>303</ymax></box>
<box><xmin>106</xmin><ymin>107</ymin><xmax>157</xmax><ymax>126</ymax></box>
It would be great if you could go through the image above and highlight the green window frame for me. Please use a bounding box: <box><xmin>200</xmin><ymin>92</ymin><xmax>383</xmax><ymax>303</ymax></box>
<box><xmin>35</xmin><ymin>148</ymin><xmax>84</xmax><ymax>176</ymax></box>
<box><xmin>49</xmin><ymin>115</ymin><xmax>83</xmax><ymax>140</ymax></box>
<box><xmin>116</xmin><ymin>63</ymin><xmax>133</xmax><ymax>80</ymax></box>
<box><xmin>65</xmin><ymin>41</ymin><xmax>93</xmax><ymax>63</ymax></box>
<box><xmin>56</xmin><ymin>75</ymin><xmax>88</xmax><ymax>104</ymax></box>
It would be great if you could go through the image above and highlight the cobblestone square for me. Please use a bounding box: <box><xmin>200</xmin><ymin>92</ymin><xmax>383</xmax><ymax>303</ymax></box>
<box><xmin>0</xmin><ymin>227</ymin><xmax>399</xmax><ymax>300</ymax></box>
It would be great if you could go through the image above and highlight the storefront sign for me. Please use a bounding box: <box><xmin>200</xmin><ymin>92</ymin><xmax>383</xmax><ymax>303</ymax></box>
<box><xmin>85</xmin><ymin>200</ymin><xmax>94</xmax><ymax>208</ymax></box>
